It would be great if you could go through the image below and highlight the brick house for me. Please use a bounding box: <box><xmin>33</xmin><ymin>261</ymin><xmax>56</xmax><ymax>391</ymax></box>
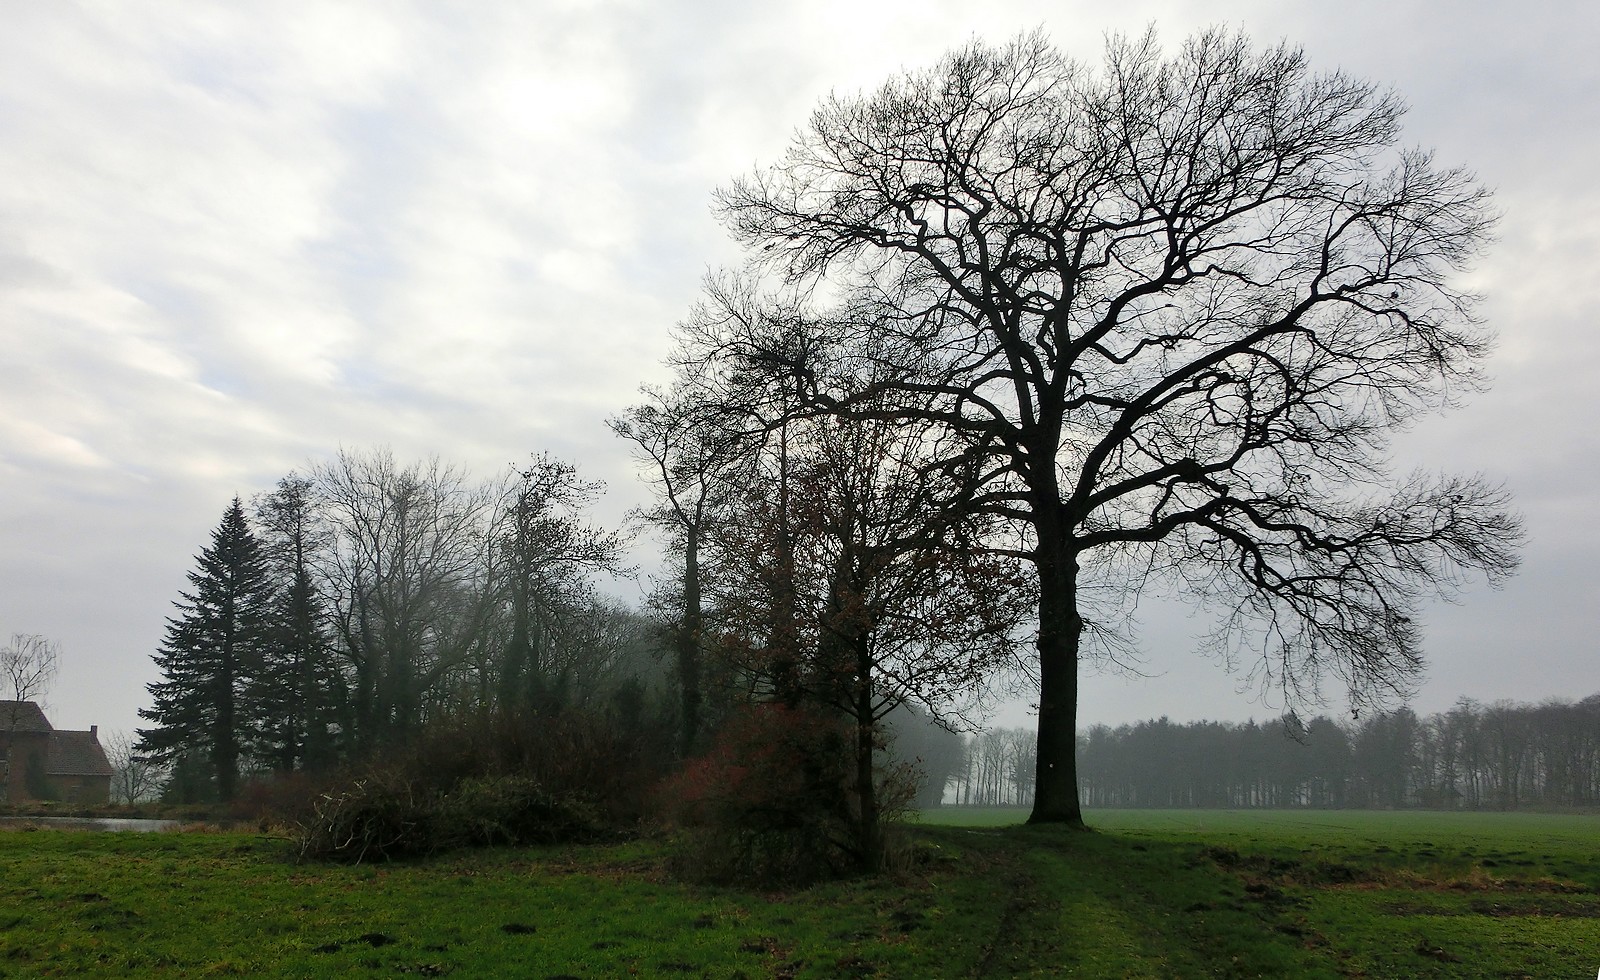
<box><xmin>1</xmin><ymin>701</ymin><xmax>115</xmax><ymax>804</ymax></box>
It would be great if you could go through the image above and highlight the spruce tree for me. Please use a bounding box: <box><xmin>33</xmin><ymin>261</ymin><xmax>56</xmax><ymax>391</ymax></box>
<box><xmin>251</xmin><ymin>474</ymin><xmax>346</xmax><ymax>772</ymax></box>
<box><xmin>137</xmin><ymin>498</ymin><xmax>275</xmax><ymax>802</ymax></box>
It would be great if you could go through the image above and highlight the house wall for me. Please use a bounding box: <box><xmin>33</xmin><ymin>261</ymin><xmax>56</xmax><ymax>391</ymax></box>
<box><xmin>1</xmin><ymin>732</ymin><xmax>52</xmax><ymax>803</ymax></box>
<box><xmin>52</xmin><ymin>775</ymin><xmax>111</xmax><ymax>805</ymax></box>
<box><xmin>2</xmin><ymin>733</ymin><xmax>113</xmax><ymax>804</ymax></box>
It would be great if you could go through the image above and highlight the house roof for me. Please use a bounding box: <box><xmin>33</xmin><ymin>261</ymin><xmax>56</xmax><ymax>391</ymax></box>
<box><xmin>0</xmin><ymin>702</ymin><xmax>114</xmax><ymax>778</ymax></box>
<box><xmin>48</xmin><ymin>730</ymin><xmax>115</xmax><ymax>777</ymax></box>
<box><xmin>0</xmin><ymin>701</ymin><xmax>53</xmax><ymax>732</ymax></box>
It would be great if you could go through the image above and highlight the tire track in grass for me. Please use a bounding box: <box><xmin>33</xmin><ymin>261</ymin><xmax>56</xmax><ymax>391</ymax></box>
<box><xmin>1038</xmin><ymin>834</ymin><xmax>1211</xmax><ymax>978</ymax></box>
<box><xmin>1028</xmin><ymin>829</ymin><xmax>1346</xmax><ymax>979</ymax></box>
<box><xmin>971</xmin><ymin>829</ymin><xmax>1200</xmax><ymax>977</ymax></box>
<box><xmin>970</xmin><ymin>864</ymin><xmax>1039</xmax><ymax>977</ymax></box>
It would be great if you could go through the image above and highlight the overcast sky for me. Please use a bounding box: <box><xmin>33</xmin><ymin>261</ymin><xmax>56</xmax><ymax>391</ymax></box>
<box><xmin>3</xmin><ymin>1</ymin><xmax>1596</xmax><ymax>741</ymax></box>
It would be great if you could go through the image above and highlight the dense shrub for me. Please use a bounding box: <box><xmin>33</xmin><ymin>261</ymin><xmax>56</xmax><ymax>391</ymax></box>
<box><xmin>448</xmin><ymin>775</ymin><xmax>602</xmax><ymax>846</ymax></box>
<box><xmin>294</xmin><ymin>772</ymin><xmax>603</xmax><ymax>863</ymax></box>
<box><xmin>229</xmin><ymin>769</ymin><xmax>341</xmax><ymax>828</ymax></box>
<box><xmin>657</xmin><ymin>703</ymin><xmax>917</xmax><ymax>884</ymax></box>
<box><xmin>290</xmin><ymin>707</ymin><xmax>672</xmax><ymax>862</ymax></box>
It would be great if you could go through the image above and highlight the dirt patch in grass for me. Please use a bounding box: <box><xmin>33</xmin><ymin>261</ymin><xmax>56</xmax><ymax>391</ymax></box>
<box><xmin>1468</xmin><ymin>896</ymin><xmax>1600</xmax><ymax>917</ymax></box>
<box><xmin>1202</xmin><ymin>844</ymin><xmax>1590</xmax><ymax>895</ymax></box>
<box><xmin>1200</xmin><ymin>845</ymin><xmax>1378</xmax><ymax>887</ymax></box>
<box><xmin>1382</xmin><ymin>895</ymin><xmax>1600</xmax><ymax>918</ymax></box>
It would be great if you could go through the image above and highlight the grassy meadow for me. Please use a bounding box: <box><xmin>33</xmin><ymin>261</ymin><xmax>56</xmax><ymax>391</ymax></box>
<box><xmin>0</xmin><ymin>809</ymin><xmax>1595</xmax><ymax>977</ymax></box>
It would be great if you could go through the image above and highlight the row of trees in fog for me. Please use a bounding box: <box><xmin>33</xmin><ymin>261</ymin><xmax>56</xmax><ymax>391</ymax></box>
<box><xmin>136</xmin><ymin>450</ymin><xmax>659</xmax><ymax>802</ymax></box>
<box><xmin>135</xmin><ymin>440</ymin><xmax>992</xmax><ymax>848</ymax></box>
<box><xmin>950</xmin><ymin>697</ymin><xmax>1600</xmax><ymax>810</ymax></box>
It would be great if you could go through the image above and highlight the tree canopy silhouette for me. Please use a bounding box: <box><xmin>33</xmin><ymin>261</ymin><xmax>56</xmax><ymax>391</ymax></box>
<box><xmin>705</xmin><ymin>28</ymin><xmax>1523</xmax><ymax>825</ymax></box>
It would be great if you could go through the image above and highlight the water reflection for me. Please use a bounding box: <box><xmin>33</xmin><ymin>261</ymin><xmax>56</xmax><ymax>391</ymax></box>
<box><xmin>0</xmin><ymin>816</ymin><xmax>180</xmax><ymax>832</ymax></box>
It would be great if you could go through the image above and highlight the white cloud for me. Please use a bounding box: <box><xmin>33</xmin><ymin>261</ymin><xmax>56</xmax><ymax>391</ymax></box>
<box><xmin>1</xmin><ymin>0</ymin><xmax>1595</xmax><ymax>737</ymax></box>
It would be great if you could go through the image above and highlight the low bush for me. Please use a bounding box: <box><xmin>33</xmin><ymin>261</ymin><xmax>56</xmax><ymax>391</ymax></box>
<box><xmin>400</xmin><ymin>708</ymin><xmax>673</xmax><ymax>826</ymax></box>
<box><xmin>293</xmin><ymin>771</ymin><xmax>604</xmax><ymax>863</ymax></box>
<box><xmin>448</xmin><ymin>775</ymin><xmax>602</xmax><ymax>848</ymax></box>
<box><xmin>293</xmin><ymin>769</ymin><xmax>434</xmax><ymax>862</ymax></box>
<box><xmin>290</xmin><ymin>708</ymin><xmax>667</xmax><ymax>862</ymax></box>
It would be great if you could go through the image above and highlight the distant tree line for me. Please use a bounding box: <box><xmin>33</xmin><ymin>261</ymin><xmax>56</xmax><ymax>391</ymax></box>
<box><xmin>948</xmin><ymin>727</ymin><xmax>1038</xmax><ymax>807</ymax></box>
<box><xmin>946</xmin><ymin>696</ymin><xmax>1600</xmax><ymax>810</ymax></box>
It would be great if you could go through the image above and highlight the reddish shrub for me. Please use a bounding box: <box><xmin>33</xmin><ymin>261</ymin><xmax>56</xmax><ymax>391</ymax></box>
<box><xmin>229</xmin><ymin>769</ymin><xmax>342</xmax><ymax>828</ymax></box>
<box><xmin>657</xmin><ymin>703</ymin><xmax>865</xmax><ymax>883</ymax></box>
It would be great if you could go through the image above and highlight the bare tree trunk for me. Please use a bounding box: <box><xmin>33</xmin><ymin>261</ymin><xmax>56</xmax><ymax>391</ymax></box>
<box><xmin>215</xmin><ymin>649</ymin><xmax>238</xmax><ymax>803</ymax></box>
<box><xmin>678</xmin><ymin>527</ymin><xmax>703</xmax><ymax>757</ymax></box>
<box><xmin>768</xmin><ymin>419</ymin><xmax>803</xmax><ymax>708</ymax></box>
<box><xmin>853</xmin><ymin>633</ymin><xmax>879</xmax><ymax>871</ymax></box>
<box><xmin>1029</xmin><ymin>544</ymin><xmax>1084</xmax><ymax>826</ymax></box>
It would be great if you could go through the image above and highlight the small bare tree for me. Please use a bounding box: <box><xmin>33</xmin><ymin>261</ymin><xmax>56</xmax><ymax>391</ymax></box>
<box><xmin>102</xmin><ymin>728</ymin><xmax>165</xmax><ymax>805</ymax></box>
<box><xmin>2</xmin><ymin>633</ymin><xmax>60</xmax><ymax>802</ymax></box>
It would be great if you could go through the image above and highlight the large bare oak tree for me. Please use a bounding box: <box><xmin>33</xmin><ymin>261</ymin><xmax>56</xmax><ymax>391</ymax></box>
<box><xmin>713</xmin><ymin>29</ymin><xmax>1523</xmax><ymax>825</ymax></box>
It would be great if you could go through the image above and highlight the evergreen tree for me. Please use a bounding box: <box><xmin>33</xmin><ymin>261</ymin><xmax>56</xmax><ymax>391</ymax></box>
<box><xmin>138</xmin><ymin>498</ymin><xmax>274</xmax><ymax>802</ymax></box>
<box><xmin>252</xmin><ymin>475</ymin><xmax>346</xmax><ymax>771</ymax></box>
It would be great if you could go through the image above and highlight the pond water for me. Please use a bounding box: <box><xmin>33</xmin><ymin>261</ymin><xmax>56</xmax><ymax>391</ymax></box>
<box><xmin>0</xmin><ymin>816</ymin><xmax>181</xmax><ymax>832</ymax></box>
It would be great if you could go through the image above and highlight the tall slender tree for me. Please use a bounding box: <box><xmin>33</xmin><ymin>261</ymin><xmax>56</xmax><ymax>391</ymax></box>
<box><xmin>252</xmin><ymin>474</ymin><xmax>346</xmax><ymax>771</ymax></box>
<box><xmin>610</xmin><ymin>387</ymin><xmax>747</xmax><ymax>755</ymax></box>
<box><xmin>138</xmin><ymin>498</ymin><xmax>275</xmax><ymax>802</ymax></box>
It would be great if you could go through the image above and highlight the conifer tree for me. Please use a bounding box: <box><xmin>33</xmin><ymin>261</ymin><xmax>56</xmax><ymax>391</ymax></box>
<box><xmin>252</xmin><ymin>475</ymin><xmax>346</xmax><ymax>771</ymax></box>
<box><xmin>138</xmin><ymin>498</ymin><xmax>275</xmax><ymax>802</ymax></box>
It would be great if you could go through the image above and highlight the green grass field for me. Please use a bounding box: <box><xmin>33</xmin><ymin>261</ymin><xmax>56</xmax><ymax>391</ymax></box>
<box><xmin>0</xmin><ymin>809</ymin><xmax>1595</xmax><ymax>977</ymax></box>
